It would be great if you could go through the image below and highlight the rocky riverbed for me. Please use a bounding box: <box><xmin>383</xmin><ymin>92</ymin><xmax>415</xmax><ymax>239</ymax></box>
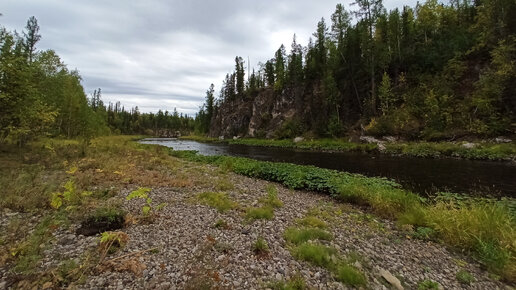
<box><xmin>0</xmin><ymin>166</ymin><xmax>512</xmax><ymax>289</ymax></box>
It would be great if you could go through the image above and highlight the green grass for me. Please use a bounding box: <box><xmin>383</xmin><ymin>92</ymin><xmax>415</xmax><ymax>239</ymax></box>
<box><xmin>268</xmin><ymin>275</ymin><xmax>306</xmax><ymax>290</ymax></box>
<box><xmin>197</xmin><ymin>192</ymin><xmax>237</xmax><ymax>213</ymax></box>
<box><xmin>456</xmin><ymin>269</ymin><xmax>475</xmax><ymax>284</ymax></box>
<box><xmin>425</xmin><ymin>201</ymin><xmax>515</xmax><ymax>276</ymax></box>
<box><xmin>418</xmin><ymin>280</ymin><xmax>440</xmax><ymax>289</ymax></box>
<box><xmin>296</xmin><ymin>216</ymin><xmax>327</xmax><ymax>229</ymax></box>
<box><xmin>291</xmin><ymin>243</ymin><xmax>337</xmax><ymax>267</ymax></box>
<box><xmin>214</xmin><ymin>176</ymin><xmax>234</xmax><ymax>191</ymax></box>
<box><xmin>227</xmin><ymin>138</ymin><xmax>378</xmax><ymax>153</ymax></box>
<box><xmin>171</xmin><ymin>150</ymin><xmax>516</xmax><ymax>281</ymax></box>
<box><xmin>284</xmin><ymin>227</ymin><xmax>333</xmax><ymax>245</ymax></box>
<box><xmin>334</xmin><ymin>264</ymin><xmax>367</xmax><ymax>286</ymax></box>
<box><xmin>260</xmin><ymin>185</ymin><xmax>283</xmax><ymax>208</ymax></box>
<box><xmin>12</xmin><ymin>213</ymin><xmax>66</xmax><ymax>273</ymax></box>
<box><xmin>384</xmin><ymin>142</ymin><xmax>516</xmax><ymax>160</ymax></box>
<box><xmin>252</xmin><ymin>236</ymin><xmax>270</xmax><ymax>254</ymax></box>
<box><xmin>245</xmin><ymin>206</ymin><xmax>274</xmax><ymax>220</ymax></box>
<box><xmin>91</xmin><ymin>205</ymin><xmax>126</xmax><ymax>223</ymax></box>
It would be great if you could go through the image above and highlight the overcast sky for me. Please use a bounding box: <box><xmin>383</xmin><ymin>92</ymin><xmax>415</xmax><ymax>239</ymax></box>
<box><xmin>1</xmin><ymin>0</ymin><xmax>417</xmax><ymax>115</ymax></box>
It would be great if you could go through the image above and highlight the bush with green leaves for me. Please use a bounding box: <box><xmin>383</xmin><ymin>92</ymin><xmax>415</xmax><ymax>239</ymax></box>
<box><xmin>50</xmin><ymin>179</ymin><xmax>92</xmax><ymax>210</ymax></box>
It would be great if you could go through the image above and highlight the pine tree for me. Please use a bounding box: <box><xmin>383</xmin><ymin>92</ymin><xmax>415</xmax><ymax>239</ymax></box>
<box><xmin>23</xmin><ymin>16</ymin><xmax>41</xmax><ymax>63</ymax></box>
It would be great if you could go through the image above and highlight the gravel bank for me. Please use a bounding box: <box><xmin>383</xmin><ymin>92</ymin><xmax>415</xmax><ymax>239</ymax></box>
<box><xmin>1</xmin><ymin>165</ymin><xmax>511</xmax><ymax>289</ymax></box>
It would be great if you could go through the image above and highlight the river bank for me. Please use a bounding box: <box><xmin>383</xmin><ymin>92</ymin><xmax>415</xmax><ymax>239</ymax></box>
<box><xmin>180</xmin><ymin>135</ymin><xmax>516</xmax><ymax>161</ymax></box>
<box><xmin>0</xmin><ymin>136</ymin><xmax>514</xmax><ymax>289</ymax></box>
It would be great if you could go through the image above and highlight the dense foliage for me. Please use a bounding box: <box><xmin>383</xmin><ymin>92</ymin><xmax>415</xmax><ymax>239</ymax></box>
<box><xmin>0</xmin><ymin>17</ymin><xmax>108</xmax><ymax>145</ymax></box>
<box><xmin>198</xmin><ymin>0</ymin><xmax>516</xmax><ymax>139</ymax></box>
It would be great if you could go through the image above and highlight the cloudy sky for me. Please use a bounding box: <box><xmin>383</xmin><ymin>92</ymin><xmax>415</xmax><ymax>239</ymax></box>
<box><xmin>2</xmin><ymin>0</ymin><xmax>417</xmax><ymax>115</ymax></box>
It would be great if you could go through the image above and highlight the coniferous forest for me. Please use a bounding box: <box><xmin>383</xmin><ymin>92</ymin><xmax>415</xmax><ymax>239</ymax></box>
<box><xmin>197</xmin><ymin>0</ymin><xmax>516</xmax><ymax>140</ymax></box>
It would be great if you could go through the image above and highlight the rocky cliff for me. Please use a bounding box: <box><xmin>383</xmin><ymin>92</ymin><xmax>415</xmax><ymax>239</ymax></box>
<box><xmin>209</xmin><ymin>85</ymin><xmax>324</xmax><ymax>138</ymax></box>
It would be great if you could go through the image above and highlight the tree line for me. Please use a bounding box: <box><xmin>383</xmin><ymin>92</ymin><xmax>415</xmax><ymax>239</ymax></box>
<box><xmin>198</xmin><ymin>0</ymin><xmax>516</xmax><ymax>139</ymax></box>
<box><xmin>0</xmin><ymin>17</ymin><xmax>194</xmax><ymax>145</ymax></box>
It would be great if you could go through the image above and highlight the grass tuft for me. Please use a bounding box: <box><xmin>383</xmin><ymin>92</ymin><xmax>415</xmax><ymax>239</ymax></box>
<box><xmin>334</xmin><ymin>264</ymin><xmax>367</xmax><ymax>286</ymax></box>
<box><xmin>456</xmin><ymin>269</ymin><xmax>475</xmax><ymax>284</ymax></box>
<box><xmin>291</xmin><ymin>243</ymin><xmax>336</xmax><ymax>267</ymax></box>
<box><xmin>245</xmin><ymin>206</ymin><xmax>274</xmax><ymax>221</ymax></box>
<box><xmin>296</xmin><ymin>216</ymin><xmax>327</xmax><ymax>229</ymax></box>
<box><xmin>418</xmin><ymin>279</ymin><xmax>440</xmax><ymax>289</ymax></box>
<box><xmin>252</xmin><ymin>236</ymin><xmax>270</xmax><ymax>255</ymax></box>
<box><xmin>197</xmin><ymin>192</ymin><xmax>237</xmax><ymax>213</ymax></box>
<box><xmin>284</xmin><ymin>227</ymin><xmax>332</xmax><ymax>245</ymax></box>
<box><xmin>260</xmin><ymin>185</ymin><xmax>283</xmax><ymax>208</ymax></box>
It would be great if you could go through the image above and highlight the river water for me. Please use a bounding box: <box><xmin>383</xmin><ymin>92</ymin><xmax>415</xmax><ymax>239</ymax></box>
<box><xmin>140</xmin><ymin>138</ymin><xmax>516</xmax><ymax>197</ymax></box>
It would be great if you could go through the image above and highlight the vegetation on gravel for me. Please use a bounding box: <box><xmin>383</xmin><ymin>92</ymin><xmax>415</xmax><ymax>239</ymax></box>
<box><xmin>197</xmin><ymin>191</ymin><xmax>237</xmax><ymax>213</ymax></box>
<box><xmin>171</xmin><ymin>150</ymin><xmax>516</xmax><ymax>281</ymax></box>
<box><xmin>0</xmin><ymin>136</ymin><xmax>203</xmax><ymax>288</ymax></box>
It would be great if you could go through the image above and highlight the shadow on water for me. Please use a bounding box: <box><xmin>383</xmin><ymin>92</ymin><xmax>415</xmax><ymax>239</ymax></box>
<box><xmin>140</xmin><ymin>138</ymin><xmax>516</xmax><ymax>198</ymax></box>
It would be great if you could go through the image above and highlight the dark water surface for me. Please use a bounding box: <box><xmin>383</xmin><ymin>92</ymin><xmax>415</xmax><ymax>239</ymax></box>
<box><xmin>140</xmin><ymin>138</ymin><xmax>516</xmax><ymax>197</ymax></box>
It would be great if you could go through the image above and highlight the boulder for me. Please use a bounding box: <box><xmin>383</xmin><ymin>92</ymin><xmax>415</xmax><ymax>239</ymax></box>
<box><xmin>462</xmin><ymin>142</ymin><xmax>476</xmax><ymax>149</ymax></box>
<box><xmin>293</xmin><ymin>137</ymin><xmax>304</xmax><ymax>143</ymax></box>
<box><xmin>379</xmin><ymin>268</ymin><xmax>404</xmax><ymax>290</ymax></box>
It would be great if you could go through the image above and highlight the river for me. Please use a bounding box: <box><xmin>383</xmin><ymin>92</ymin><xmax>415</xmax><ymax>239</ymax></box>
<box><xmin>140</xmin><ymin>138</ymin><xmax>516</xmax><ymax>197</ymax></box>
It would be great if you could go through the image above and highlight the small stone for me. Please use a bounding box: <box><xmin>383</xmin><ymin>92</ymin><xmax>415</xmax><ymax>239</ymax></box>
<box><xmin>293</xmin><ymin>137</ymin><xmax>304</xmax><ymax>143</ymax></box>
<box><xmin>275</xmin><ymin>273</ymin><xmax>282</xmax><ymax>280</ymax></box>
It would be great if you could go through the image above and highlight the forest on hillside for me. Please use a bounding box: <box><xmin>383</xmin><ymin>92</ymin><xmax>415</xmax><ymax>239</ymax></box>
<box><xmin>197</xmin><ymin>0</ymin><xmax>516</xmax><ymax>140</ymax></box>
<box><xmin>0</xmin><ymin>17</ymin><xmax>194</xmax><ymax>145</ymax></box>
